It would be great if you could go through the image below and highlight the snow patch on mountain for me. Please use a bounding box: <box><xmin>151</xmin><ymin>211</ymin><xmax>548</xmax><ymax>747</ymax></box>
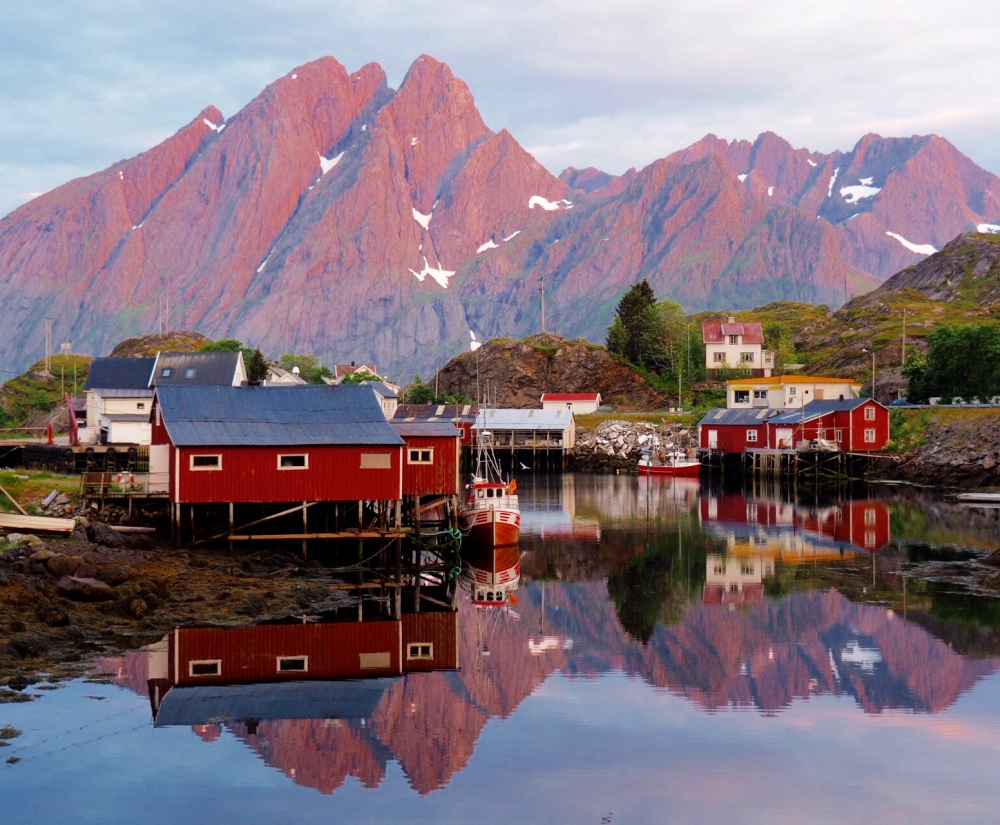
<box><xmin>841</xmin><ymin>183</ymin><xmax>881</xmax><ymax>204</ymax></box>
<box><xmin>202</xmin><ymin>118</ymin><xmax>224</xmax><ymax>133</ymax></box>
<box><xmin>859</xmin><ymin>177</ymin><xmax>874</xmax><ymax>186</ymax></box>
<box><xmin>409</xmin><ymin>257</ymin><xmax>455</xmax><ymax>288</ymax></box>
<box><xmin>257</xmin><ymin>246</ymin><xmax>276</xmax><ymax>274</ymax></box>
<box><xmin>412</xmin><ymin>209</ymin><xmax>432</xmax><ymax>230</ymax></box>
<box><xmin>828</xmin><ymin>167</ymin><xmax>839</xmax><ymax>197</ymax></box>
<box><xmin>319</xmin><ymin>152</ymin><xmax>344</xmax><ymax>175</ymax></box>
<box><xmin>529</xmin><ymin>196</ymin><xmax>572</xmax><ymax>211</ymax></box>
<box><xmin>977</xmin><ymin>224</ymin><xmax>1000</xmax><ymax>234</ymax></box>
<box><xmin>470</xmin><ymin>330</ymin><xmax>482</xmax><ymax>352</ymax></box>
<box><xmin>767</xmin><ymin>186</ymin><xmax>774</xmax><ymax>197</ymax></box>
<box><xmin>807</xmin><ymin>158</ymin><xmax>818</xmax><ymax>167</ymax></box>
<box><xmin>886</xmin><ymin>232</ymin><xmax>936</xmax><ymax>255</ymax></box>
<box><xmin>737</xmin><ymin>174</ymin><xmax>748</xmax><ymax>182</ymax></box>
<box><xmin>504</xmin><ymin>230</ymin><xmax>521</xmax><ymax>242</ymax></box>
<box><xmin>477</xmin><ymin>240</ymin><xmax>498</xmax><ymax>253</ymax></box>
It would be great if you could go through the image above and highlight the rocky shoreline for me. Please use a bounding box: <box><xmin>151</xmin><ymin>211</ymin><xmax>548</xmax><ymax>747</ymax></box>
<box><xmin>568</xmin><ymin>419</ymin><xmax>696</xmax><ymax>473</ymax></box>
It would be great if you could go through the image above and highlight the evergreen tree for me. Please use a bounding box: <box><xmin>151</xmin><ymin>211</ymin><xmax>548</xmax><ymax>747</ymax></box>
<box><xmin>607</xmin><ymin>280</ymin><xmax>657</xmax><ymax>365</ymax></box>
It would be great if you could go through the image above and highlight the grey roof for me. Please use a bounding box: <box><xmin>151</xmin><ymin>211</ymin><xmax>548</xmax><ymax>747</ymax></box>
<box><xmin>151</xmin><ymin>351</ymin><xmax>243</xmax><ymax>386</ymax></box>
<box><xmin>394</xmin><ymin>404</ymin><xmax>478</xmax><ymax>423</ymax></box>
<box><xmin>103</xmin><ymin>414</ymin><xmax>152</xmax><ymax>423</ymax></box>
<box><xmin>391</xmin><ymin>421</ymin><xmax>461</xmax><ymax>438</ymax></box>
<box><xmin>155</xmin><ymin>385</ymin><xmax>405</xmax><ymax>447</ymax></box>
<box><xmin>153</xmin><ymin>677</ymin><xmax>400</xmax><ymax>727</ymax></box>
<box><xmin>474</xmin><ymin>408</ymin><xmax>574</xmax><ymax>432</ymax></box>
<box><xmin>698</xmin><ymin>408</ymin><xmax>785</xmax><ymax>426</ymax></box>
<box><xmin>84</xmin><ymin>357</ymin><xmax>155</xmax><ymax>391</ymax></box>
<box><xmin>361</xmin><ymin>381</ymin><xmax>399</xmax><ymax>400</ymax></box>
<box><xmin>802</xmin><ymin>398</ymin><xmax>880</xmax><ymax>414</ymax></box>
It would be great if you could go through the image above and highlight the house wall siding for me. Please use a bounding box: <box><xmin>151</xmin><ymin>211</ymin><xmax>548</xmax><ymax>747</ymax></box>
<box><xmin>401</xmin><ymin>435</ymin><xmax>460</xmax><ymax>496</ymax></box>
<box><xmin>401</xmin><ymin>612</ymin><xmax>459</xmax><ymax>671</ymax></box>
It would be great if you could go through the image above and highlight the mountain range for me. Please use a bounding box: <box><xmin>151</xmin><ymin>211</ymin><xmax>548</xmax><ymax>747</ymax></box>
<box><xmin>3</xmin><ymin>54</ymin><xmax>1000</xmax><ymax>381</ymax></box>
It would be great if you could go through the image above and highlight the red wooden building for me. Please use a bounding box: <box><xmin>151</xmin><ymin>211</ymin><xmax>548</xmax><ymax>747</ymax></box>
<box><xmin>393</xmin><ymin>404</ymin><xmax>479</xmax><ymax>447</ymax></box>
<box><xmin>699</xmin><ymin>399</ymin><xmax>889</xmax><ymax>453</ymax></box>
<box><xmin>391</xmin><ymin>421</ymin><xmax>462</xmax><ymax>497</ymax></box>
<box><xmin>151</xmin><ymin>385</ymin><xmax>405</xmax><ymax>505</ymax></box>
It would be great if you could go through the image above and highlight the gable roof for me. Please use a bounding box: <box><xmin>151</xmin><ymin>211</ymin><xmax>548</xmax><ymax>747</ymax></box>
<box><xmin>394</xmin><ymin>404</ymin><xmax>479</xmax><ymax>424</ymax></box>
<box><xmin>391</xmin><ymin>421</ymin><xmax>461</xmax><ymax>438</ymax></box>
<box><xmin>155</xmin><ymin>385</ymin><xmax>405</xmax><ymax>447</ymax></box>
<box><xmin>151</xmin><ymin>352</ymin><xmax>243</xmax><ymax>387</ymax></box>
<box><xmin>361</xmin><ymin>381</ymin><xmax>399</xmax><ymax>400</ymax></box>
<box><xmin>702</xmin><ymin>321</ymin><xmax>764</xmax><ymax>345</ymax></box>
<box><xmin>335</xmin><ymin>363</ymin><xmax>379</xmax><ymax>380</ymax></box>
<box><xmin>802</xmin><ymin>398</ymin><xmax>884</xmax><ymax>415</ymax></box>
<box><xmin>475</xmin><ymin>408</ymin><xmax>574</xmax><ymax>431</ymax></box>
<box><xmin>84</xmin><ymin>357</ymin><xmax>156</xmax><ymax>391</ymax></box>
<box><xmin>698</xmin><ymin>408</ymin><xmax>784</xmax><ymax>426</ymax></box>
<box><xmin>540</xmin><ymin>393</ymin><xmax>601</xmax><ymax>403</ymax></box>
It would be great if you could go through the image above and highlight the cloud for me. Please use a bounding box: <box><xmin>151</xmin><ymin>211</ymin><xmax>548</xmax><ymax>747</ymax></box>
<box><xmin>2</xmin><ymin>0</ymin><xmax>1000</xmax><ymax>216</ymax></box>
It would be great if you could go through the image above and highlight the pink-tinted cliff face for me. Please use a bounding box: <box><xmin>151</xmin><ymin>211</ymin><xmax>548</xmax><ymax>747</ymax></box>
<box><xmin>6</xmin><ymin>56</ymin><xmax>1000</xmax><ymax>380</ymax></box>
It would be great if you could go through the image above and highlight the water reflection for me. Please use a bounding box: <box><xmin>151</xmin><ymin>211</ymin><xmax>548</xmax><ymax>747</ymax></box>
<box><xmin>92</xmin><ymin>477</ymin><xmax>1000</xmax><ymax>799</ymax></box>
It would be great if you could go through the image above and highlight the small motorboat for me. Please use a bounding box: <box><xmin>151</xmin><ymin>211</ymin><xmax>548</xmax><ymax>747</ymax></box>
<box><xmin>638</xmin><ymin>448</ymin><xmax>701</xmax><ymax>476</ymax></box>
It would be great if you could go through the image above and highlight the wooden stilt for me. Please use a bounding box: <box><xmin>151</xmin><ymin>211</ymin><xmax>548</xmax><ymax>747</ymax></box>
<box><xmin>302</xmin><ymin>501</ymin><xmax>308</xmax><ymax>558</ymax></box>
<box><xmin>228</xmin><ymin>502</ymin><xmax>234</xmax><ymax>552</ymax></box>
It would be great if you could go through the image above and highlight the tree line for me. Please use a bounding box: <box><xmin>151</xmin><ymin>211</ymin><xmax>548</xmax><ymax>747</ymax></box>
<box><xmin>904</xmin><ymin>323</ymin><xmax>1000</xmax><ymax>403</ymax></box>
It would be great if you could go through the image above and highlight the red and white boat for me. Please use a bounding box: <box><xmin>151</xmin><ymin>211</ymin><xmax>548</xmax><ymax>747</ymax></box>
<box><xmin>638</xmin><ymin>448</ymin><xmax>701</xmax><ymax>476</ymax></box>
<box><xmin>459</xmin><ymin>427</ymin><xmax>520</xmax><ymax>548</ymax></box>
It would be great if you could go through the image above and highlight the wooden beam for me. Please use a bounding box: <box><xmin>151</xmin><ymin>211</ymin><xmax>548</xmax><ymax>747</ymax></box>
<box><xmin>0</xmin><ymin>482</ymin><xmax>28</xmax><ymax>516</ymax></box>
<box><xmin>229</xmin><ymin>530</ymin><xmax>411</xmax><ymax>540</ymax></box>
<box><xmin>193</xmin><ymin>501</ymin><xmax>319</xmax><ymax>545</ymax></box>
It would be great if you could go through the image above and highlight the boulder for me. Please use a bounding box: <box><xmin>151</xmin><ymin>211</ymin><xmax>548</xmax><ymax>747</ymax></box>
<box><xmin>37</xmin><ymin>605</ymin><xmax>70</xmax><ymax>628</ymax></box>
<box><xmin>74</xmin><ymin>562</ymin><xmax>98</xmax><ymax>579</ymax></box>
<box><xmin>120</xmin><ymin>596</ymin><xmax>149</xmax><ymax>620</ymax></box>
<box><xmin>86</xmin><ymin>522</ymin><xmax>123</xmax><ymax>548</ymax></box>
<box><xmin>96</xmin><ymin>564</ymin><xmax>131</xmax><ymax>586</ymax></box>
<box><xmin>7</xmin><ymin>634</ymin><xmax>49</xmax><ymax>658</ymax></box>
<box><xmin>29</xmin><ymin>547</ymin><xmax>56</xmax><ymax>563</ymax></box>
<box><xmin>56</xmin><ymin>576</ymin><xmax>115</xmax><ymax>602</ymax></box>
<box><xmin>45</xmin><ymin>554</ymin><xmax>81</xmax><ymax>578</ymax></box>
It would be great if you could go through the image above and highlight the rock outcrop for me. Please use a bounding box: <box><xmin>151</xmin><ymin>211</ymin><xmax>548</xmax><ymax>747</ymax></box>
<box><xmin>4</xmin><ymin>55</ymin><xmax>1000</xmax><ymax>382</ymax></box>
<box><xmin>435</xmin><ymin>334</ymin><xmax>666</xmax><ymax>410</ymax></box>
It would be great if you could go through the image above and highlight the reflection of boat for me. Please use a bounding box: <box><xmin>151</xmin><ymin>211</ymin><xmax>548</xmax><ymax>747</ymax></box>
<box><xmin>461</xmin><ymin>544</ymin><xmax>521</xmax><ymax>607</ymax></box>
<box><xmin>459</xmin><ymin>424</ymin><xmax>520</xmax><ymax>547</ymax></box>
<box><xmin>637</xmin><ymin>448</ymin><xmax>701</xmax><ymax>476</ymax></box>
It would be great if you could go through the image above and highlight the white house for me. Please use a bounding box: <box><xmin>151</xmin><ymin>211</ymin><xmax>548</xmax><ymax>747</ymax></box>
<box><xmin>540</xmin><ymin>393</ymin><xmax>602</xmax><ymax>415</ymax></box>
<box><xmin>702</xmin><ymin>318</ymin><xmax>775</xmax><ymax>376</ymax></box>
<box><xmin>726</xmin><ymin>376</ymin><xmax>860</xmax><ymax>409</ymax></box>
<box><xmin>265</xmin><ymin>366</ymin><xmax>308</xmax><ymax>385</ymax></box>
<box><xmin>361</xmin><ymin>381</ymin><xmax>399</xmax><ymax>420</ymax></box>
<box><xmin>82</xmin><ymin>357</ymin><xmax>156</xmax><ymax>445</ymax></box>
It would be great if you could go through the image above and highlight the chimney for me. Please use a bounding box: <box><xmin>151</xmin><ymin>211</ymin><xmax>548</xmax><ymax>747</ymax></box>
<box><xmin>727</xmin><ymin>315</ymin><xmax>736</xmax><ymax>323</ymax></box>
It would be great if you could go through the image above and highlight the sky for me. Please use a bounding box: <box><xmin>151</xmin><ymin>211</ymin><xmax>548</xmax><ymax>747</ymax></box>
<box><xmin>3</xmin><ymin>0</ymin><xmax>1000</xmax><ymax>218</ymax></box>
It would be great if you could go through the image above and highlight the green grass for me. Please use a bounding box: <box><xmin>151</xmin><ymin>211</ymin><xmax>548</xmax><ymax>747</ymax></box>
<box><xmin>0</xmin><ymin>353</ymin><xmax>92</xmax><ymax>430</ymax></box>
<box><xmin>0</xmin><ymin>470</ymin><xmax>80</xmax><ymax>515</ymax></box>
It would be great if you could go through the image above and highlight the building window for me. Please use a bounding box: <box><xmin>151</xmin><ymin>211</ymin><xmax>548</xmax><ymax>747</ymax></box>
<box><xmin>190</xmin><ymin>454</ymin><xmax>222</xmax><ymax>470</ymax></box>
<box><xmin>189</xmin><ymin>660</ymin><xmax>221</xmax><ymax>677</ymax></box>
<box><xmin>865</xmin><ymin>508</ymin><xmax>876</xmax><ymax>525</ymax></box>
<box><xmin>277</xmin><ymin>656</ymin><xmax>308</xmax><ymax>673</ymax></box>
<box><xmin>740</xmin><ymin>352</ymin><xmax>754</xmax><ymax>363</ymax></box>
<box><xmin>741</xmin><ymin>563</ymin><xmax>754</xmax><ymax>576</ymax></box>
<box><xmin>185</xmin><ymin>368</ymin><xmax>196</xmax><ymax>378</ymax></box>
<box><xmin>865</xmin><ymin>530</ymin><xmax>877</xmax><ymax>547</ymax></box>
<box><xmin>729</xmin><ymin>583</ymin><xmax>739</xmax><ymax>593</ymax></box>
<box><xmin>788</xmin><ymin>387</ymin><xmax>797</xmax><ymax>396</ymax></box>
<box><xmin>729</xmin><ymin>335</ymin><xmax>739</xmax><ymax>345</ymax></box>
<box><xmin>278</xmin><ymin>454</ymin><xmax>308</xmax><ymax>470</ymax></box>
<box><xmin>746</xmin><ymin>430</ymin><xmax>758</xmax><ymax>443</ymax></box>
<box><xmin>407</xmin><ymin>643</ymin><xmax>433</xmax><ymax>660</ymax></box>
<box><xmin>864</xmin><ymin>429</ymin><xmax>876</xmax><ymax>443</ymax></box>
<box><xmin>360</xmin><ymin>453</ymin><xmax>392</xmax><ymax>469</ymax></box>
<box><xmin>713</xmin><ymin>564</ymin><xmax>725</xmax><ymax>575</ymax></box>
<box><xmin>734</xmin><ymin>390</ymin><xmax>750</xmax><ymax>404</ymax></box>
<box><xmin>136</xmin><ymin>402</ymin><xmax>146</xmax><ymax>410</ymax></box>
<box><xmin>161</xmin><ymin>368</ymin><xmax>172</xmax><ymax>378</ymax></box>
<box><xmin>753</xmin><ymin>390</ymin><xmax>767</xmax><ymax>400</ymax></box>
<box><xmin>835</xmin><ymin>430</ymin><xmax>843</xmax><ymax>442</ymax></box>
<box><xmin>865</xmin><ymin>406</ymin><xmax>876</xmax><ymax>420</ymax></box>
<box><xmin>817</xmin><ymin>429</ymin><xmax>826</xmax><ymax>440</ymax></box>
<box><xmin>408</xmin><ymin>448</ymin><xmax>433</xmax><ymax>464</ymax></box>
<box><xmin>713</xmin><ymin>352</ymin><xmax>726</xmax><ymax>363</ymax></box>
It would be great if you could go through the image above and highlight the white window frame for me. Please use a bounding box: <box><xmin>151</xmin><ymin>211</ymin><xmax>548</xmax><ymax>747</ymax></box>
<box><xmin>713</xmin><ymin>352</ymin><xmax>726</xmax><ymax>363</ymax></box>
<box><xmin>835</xmin><ymin>429</ymin><xmax>843</xmax><ymax>442</ymax></box>
<box><xmin>188</xmin><ymin>659</ymin><xmax>221</xmax><ymax>677</ymax></box>
<box><xmin>277</xmin><ymin>453</ymin><xmax>309</xmax><ymax>470</ymax></box>
<box><xmin>728</xmin><ymin>335</ymin><xmax>739</xmax><ymax>345</ymax></box>
<box><xmin>189</xmin><ymin>454</ymin><xmax>222</xmax><ymax>471</ymax></box>
<box><xmin>865</xmin><ymin>508</ymin><xmax>876</xmax><ymax>525</ymax></box>
<box><xmin>864</xmin><ymin>429</ymin><xmax>876</xmax><ymax>443</ymax></box>
<box><xmin>276</xmin><ymin>656</ymin><xmax>309</xmax><ymax>673</ymax></box>
<box><xmin>407</xmin><ymin>448</ymin><xmax>433</xmax><ymax>465</ymax></box>
<box><xmin>136</xmin><ymin>402</ymin><xmax>146</xmax><ymax>410</ymax></box>
<box><xmin>734</xmin><ymin>390</ymin><xmax>750</xmax><ymax>404</ymax></box>
<box><xmin>788</xmin><ymin>386</ymin><xmax>797</xmax><ymax>396</ymax></box>
<box><xmin>746</xmin><ymin>430</ymin><xmax>758</xmax><ymax>443</ymax></box>
<box><xmin>864</xmin><ymin>406</ymin><xmax>876</xmax><ymax>420</ymax></box>
<box><xmin>407</xmin><ymin>643</ymin><xmax>434</xmax><ymax>660</ymax></box>
<box><xmin>740</xmin><ymin>351</ymin><xmax>754</xmax><ymax>363</ymax></box>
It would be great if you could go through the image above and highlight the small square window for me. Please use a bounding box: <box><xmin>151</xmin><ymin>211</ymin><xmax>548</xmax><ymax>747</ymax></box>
<box><xmin>864</xmin><ymin>429</ymin><xmax>876</xmax><ymax>443</ymax></box>
<box><xmin>407</xmin><ymin>643</ymin><xmax>433</xmax><ymax>660</ymax></box>
<box><xmin>789</xmin><ymin>387</ymin><xmax>797</xmax><ymax>396</ymax></box>
<box><xmin>277</xmin><ymin>656</ymin><xmax>308</xmax><ymax>673</ymax></box>
<box><xmin>161</xmin><ymin>368</ymin><xmax>172</xmax><ymax>377</ymax></box>
<box><xmin>865</xmin><ymin>508</ymin><xmax>876</xmax><ymax>525</ymax></box>
<box><xmin>746</xmin><ymin>430</ymin><xmax>758</xmax><ymax>443</ymax></box>
<box><xmin>137</xmin><ymin>402</ymin><xmax>146</xmax><ymax>410</ymax></box>
<box><xmin>408</xmin><ymin>448</ymin><xmax>433</xmax><ymax>464</ymax></box>
<box><xmin>865</xmin><ymin>407</ymin><xmax>876</xmax><ymax>420</ymax></box>
<box><xmin>189</xmin><ymin>660</ymin><xmax>221</xmax><ymax>677</ymax></box>
<box><xmin>185</xmin><ymin>368</ymin><xmax>196</xmax><ymax>378</ymax></box>
<box><xmin>278</xmin><ymin>454</ymin><xmax>308</xmax><ymax>469</ymax></box>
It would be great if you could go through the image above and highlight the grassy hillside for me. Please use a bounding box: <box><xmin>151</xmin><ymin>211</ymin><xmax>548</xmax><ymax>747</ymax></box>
<box><xmin>0</xmin><ymin>354</ymin><xmax>92</xmax><ymax>431</ymax></box>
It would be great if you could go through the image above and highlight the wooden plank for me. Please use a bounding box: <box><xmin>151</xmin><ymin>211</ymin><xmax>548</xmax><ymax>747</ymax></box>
<box><xmin>0</xmin><ymin>513</ymin><xmax>76</xmax><ymax>534</ymax></box>
<box><xmin>0</xmin><ymin>482</ymin><xmax>28</xmax><ymax>516</ymax></box>
<box><xmin>229</xmin><ymin>530</ymin><xmax>412</xmax><ymax>541</ymax></box>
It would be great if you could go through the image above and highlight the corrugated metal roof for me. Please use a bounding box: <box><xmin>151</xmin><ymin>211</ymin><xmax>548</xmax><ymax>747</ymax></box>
<box><xmin>84</xmin><ymin>357</ymin><xmax>155</xmax><ymax>391</ymax></box>
<box><xmin>152</xmin><ymin>352</ymin><xmax>242</xmax><ymax>386</ymax></box>
<box><xmin>156</xmin><ymin>385</ymin><xmax>405</xmax><ymax>447</ymax></box>
<box><xmin>153</xmin><ymin>678</ymin><xmax>400</xmax><ymax>727</ymax></box>
<box><xmin>394</xmin><ymin>404</ymin><xmax>479</xmax><ymax>422</ymax></box>
<box><xmin>391</xmin><ymin>421</ymin><xmax>461</xmax><ymax>438</ymax></box>
<box><xmin>803</xmin><ymin>398</ymin><xmax>879</xmax><ymax>414</ymax></box>
<box><xmin>104</xmin><ymin>413</ymin><xmax>152</xmax><ymax>422</ymax></box>
<box><xmin>99</xmin><ymin>388</ymin><xmax>154</xmax><ymax>398</ymax></box>
<box><xmin>698</xmin><ymin>408</ymin><xmax>784</xmax><ymax>426</ymax></box>
<box><xmin>475</xmin><ymin>408</ymin><xmax>574</xmax><ymax>431</ymax></box>
<box><xmin>540</xmin><ymin>393</ymin><xmax>601</xmax><ymax>402</ymax></box>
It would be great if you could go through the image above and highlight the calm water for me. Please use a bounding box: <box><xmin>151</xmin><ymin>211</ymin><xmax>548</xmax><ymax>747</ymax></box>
<box><xmin>5</xmin><ymin>475</ymin><xmax>1000</xmax><ymax>824</ymax></box>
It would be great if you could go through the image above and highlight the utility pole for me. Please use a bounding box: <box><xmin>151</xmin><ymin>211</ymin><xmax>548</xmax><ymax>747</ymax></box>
<box><xmin>539</xmin><ymin>276</ymin><xmax>546</xmax><ymax>334</ymax></box>
<box><xmin>901</xmin><ymin>310</ymin><xmax>906</xmax><ymax>366</ymax></box>
<box><xmin>45</xmin><ymin>318</ymin><xmax>52</xmax><ymax>373</ymax></box>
